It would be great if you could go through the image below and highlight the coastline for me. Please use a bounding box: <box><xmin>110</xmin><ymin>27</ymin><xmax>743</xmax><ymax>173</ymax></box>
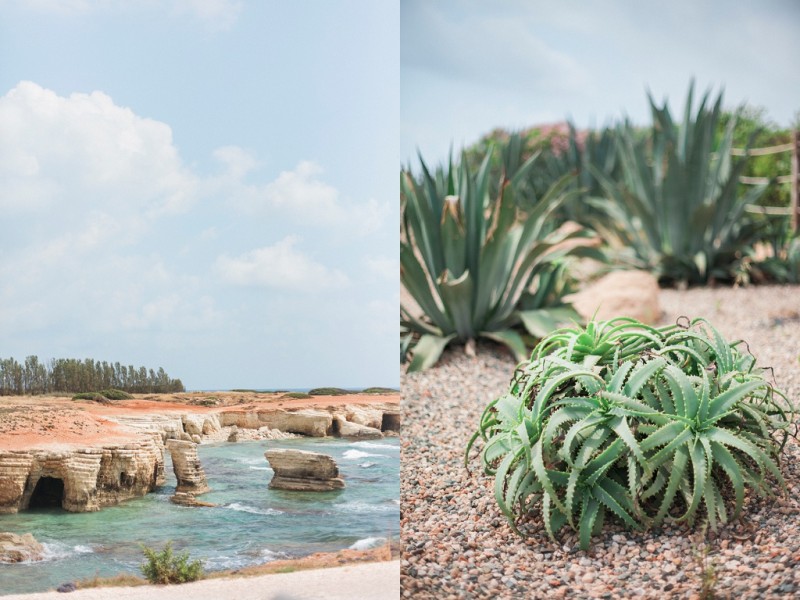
<box><xmin>0</xmin><ymin>559</ymin><xmax>401</xmax><ymax>600</ymax></box>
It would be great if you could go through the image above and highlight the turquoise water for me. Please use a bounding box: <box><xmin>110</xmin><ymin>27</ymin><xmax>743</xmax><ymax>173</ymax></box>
<box><xmin>0</xmin><ymin>438</ymin><xmax>399</xmax><ymax>595</ymax></box>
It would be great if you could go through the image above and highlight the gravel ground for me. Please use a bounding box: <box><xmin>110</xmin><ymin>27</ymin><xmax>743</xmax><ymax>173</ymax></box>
<box><xmin>401</xmin><ymin>284</ymin><xmax>800</xmax><ymax>599</ymax></box>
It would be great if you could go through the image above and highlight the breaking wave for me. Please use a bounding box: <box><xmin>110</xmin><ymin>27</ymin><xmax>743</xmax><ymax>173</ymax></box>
<box><xmin>349</xmin><ymin>537</ymin><xmax>387</xmax><ymax>550</ymax></box>
<box><xmin>225</xmin><ymin>503</ymin><xmax>283</xmax><ymax>516</ymax></box>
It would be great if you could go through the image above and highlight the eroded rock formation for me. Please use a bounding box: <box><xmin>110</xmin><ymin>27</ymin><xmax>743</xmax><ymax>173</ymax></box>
<box><xmin>0</xmin><ymin>532</ymin><xmax>44</xmax><ymax>563</ymax></box>
<box><xmin>0</xmin><ymin>434</ymin><xmax>164</xmax><ymax>513</ymax></box>
<box><xmin>333</xmin><ymin>415</ymin><xmax>383</xmax><ymax>439</ymax></box>
<box><xmin>218</xmin><ymin>404</ymin><xmax>400</xmax><ymax>438</ymax></box>
<box><xmin>166</xmin><ymin>439</ymin><xmax>209</xmax><ymax>496</ymax></box>
<box><xmin>220</xmin><ymin>409</ymin><xmax>333</xmax><ymax>437</ymax></box>
<box><xmin>265</xmin><ymin>449</ymin><xmax>345</xmax><ymax>492</ymax></box>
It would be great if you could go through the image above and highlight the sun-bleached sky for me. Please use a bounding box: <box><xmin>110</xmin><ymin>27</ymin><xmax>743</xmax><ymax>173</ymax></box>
<box><xmin>0</xmin><ymin>0</ymin><xmax>399</xmax><ymax>390</ymax></box>
<box><xmin>402</xmin><ymin>0</ymin><xmax>800</xmax><ymax>164</ymax></box>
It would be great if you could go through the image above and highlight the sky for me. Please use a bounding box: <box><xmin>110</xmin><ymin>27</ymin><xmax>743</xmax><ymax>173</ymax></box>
<box><xmin>0</xmin><ymin>0</ymin><xmax>399</xmax><ymax>390</ymax></box>
<box><xmin>402</xmin><ymin>0</ymin><xmax>800</xmax><ymax>164</ymax></box>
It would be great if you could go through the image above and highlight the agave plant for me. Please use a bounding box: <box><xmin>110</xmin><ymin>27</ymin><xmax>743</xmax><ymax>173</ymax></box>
<box><xmin>588</xmin><ymin>82</ymin><xmax>769</xmax><ymax>286</ymax></box>
<box><xmin>467</xmin><ymin>317</ymin><xmax>793</xmax><ymax>550</ymax></box>
<box><xmin>401</xmin><ymin>137</ymin><xmax>599</xmax><ymax>372</ymax></box>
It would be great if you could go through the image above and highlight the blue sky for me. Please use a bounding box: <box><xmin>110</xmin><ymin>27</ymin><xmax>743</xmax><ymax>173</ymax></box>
<box><xmin>402</xmin><ymin>0</ymin><xmax>800</xmax><ymax>164</ymax></box>
<box><xmin>0</xmin><ymin>0</ymin><xmax>399</xmax><ymax>390</ymax></box>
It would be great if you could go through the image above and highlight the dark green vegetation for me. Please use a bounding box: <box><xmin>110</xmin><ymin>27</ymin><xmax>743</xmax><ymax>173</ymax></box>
<box><xmin>467</xmin><ymin>318</ymin><xmax>794</xmax><ymax>550</ymax></box>
<box><xmin>281</xmin><ymin>392</ymin><xmax>312</xmax><ymax>399</ymax></box>
<box><xmin>0</xmin><ymin>355</ymin><xmax>184</xmax><ymax>396</ymax></box>
<box><xmin>402</xmin><ymin>82</ymin><xmax>799</xmax><ymax>370</ymax></box>
<box><xmin>72</xmin><ymin>389</ymin><xmax>133</xmax><ymax>402</ymax></box>
<box><xmin>140</xmin><ymin>542</ymin><xmax>203</xmax><ymax>585</ymax></box>
<box><xmin>308</xmin><ymin>387</ymin><xmax>350</xmax><ymax>396</ymax></box>
<box><xmin>401</xmin><ymin>135</ymin><xmax>598</xmax><ymax>371</ymax></box>
<box><xmin>362</xmin><ymin>387</ymin><xmax>398</xmax><ymax>394</ymax></box>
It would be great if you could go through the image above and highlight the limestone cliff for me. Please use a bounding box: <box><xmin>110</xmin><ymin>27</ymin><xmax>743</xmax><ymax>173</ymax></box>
<box><xmin>0</xmin><ymin>433</ymin><xmax>164</xmax><ymax>514</ymax></box>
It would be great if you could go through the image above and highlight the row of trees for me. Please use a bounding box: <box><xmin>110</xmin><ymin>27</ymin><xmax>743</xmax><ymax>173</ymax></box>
<box><xmin>0</xmin><ymin>356</ymin><xmax>185</xmax><ymax>396</ymax></box>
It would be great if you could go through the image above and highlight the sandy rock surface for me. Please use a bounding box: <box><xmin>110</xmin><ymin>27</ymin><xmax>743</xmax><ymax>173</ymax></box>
<box><xmin>0</xmin><ymin>560</ymin><xmax>400</xmax><ymax>600</ymax></box>
<box><xmin>401</xmin><ymin>284</ymin><xmax>800</xmax><ymax>599</ymax></box>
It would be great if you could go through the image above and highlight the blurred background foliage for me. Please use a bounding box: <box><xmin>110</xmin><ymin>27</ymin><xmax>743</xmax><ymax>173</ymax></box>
<box><xmin>401</xmin><ymin>82</ymin><xmax>800</xmax><ymax>369</ymax></box>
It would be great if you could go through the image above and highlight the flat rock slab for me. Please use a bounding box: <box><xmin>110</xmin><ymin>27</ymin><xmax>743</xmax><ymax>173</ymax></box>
<box><xmin>265</xmin><ymin>449</ymin><xmax>345</xmax><ymax>492</ymax></box>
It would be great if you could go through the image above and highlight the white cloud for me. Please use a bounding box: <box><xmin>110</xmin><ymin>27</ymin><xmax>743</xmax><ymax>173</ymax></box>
<box><xmin>0</xmin><ymin>81</ymin><xmax>198</xmax><ymax>217</ymax></box>
<box><xmin>364</xmin><ymin>254</ymin><xmax>399</xmax><ymax>280</ymax></box>
<box><xmin>261</xmin><ymin>160</ymin><xmax>342</xmax><ymax>222</ymax></box>
<box><xmin>215</xmin><ymin>236</ymin><xmax>349</xmax><ymax>291</ymax></box>
<box><xmin>220</xmin><ymin>155</ymin><xmax>390</xmax><ymax>234</ymax></box>
<box><xmin>173</xmin><ymin>0</ymin><xmax>242</xmax><ymax>30</ymax></box>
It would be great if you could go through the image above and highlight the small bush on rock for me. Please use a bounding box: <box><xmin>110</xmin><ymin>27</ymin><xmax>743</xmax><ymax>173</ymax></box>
<box><xmin>467</xmin><ymin>317</ymin><xmax>794</xmax><ymax>549</ymax></box>
<box><xmin>140</xmin><ymin>542</ymin><xmax>203</xmax><ymax>584</ymax></box>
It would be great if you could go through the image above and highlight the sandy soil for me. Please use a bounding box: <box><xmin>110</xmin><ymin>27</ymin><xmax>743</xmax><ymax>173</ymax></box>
<box><xmin>0</xmin><ymin>391</ymin><xmax>399</xmax><ymax>451</ymax></box>
<box><xmin>0</xmin><ymin>560</ymin><xmax>400</xmax><ymax>600</ymax></box>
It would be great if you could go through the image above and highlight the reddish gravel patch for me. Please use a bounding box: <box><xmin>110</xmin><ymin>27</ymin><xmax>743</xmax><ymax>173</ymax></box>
<box><xmin>401</xmin><ymin>284</ymin><xmax>800</xmax><ymax>599</ymax></box>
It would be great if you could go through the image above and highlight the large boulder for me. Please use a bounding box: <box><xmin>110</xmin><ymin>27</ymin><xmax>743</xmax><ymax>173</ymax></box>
<box><xmin>265</xmin><ymin>449</ymin><xmax>344</xmax><ymax>492</ymax></box>
<box><xmin>333</xmin><ymin>416</ymin><xmax>383</xmax><ymax>440</ymax></box>
<box><xmin>0</xmin><ymin>532</ymin><xmax>44</xmax><ymax>563</ymax></box>
<box><xmin>566</xmin><ymin>270</ymin><xmax>661</xmax><ymax>325</ymax></box>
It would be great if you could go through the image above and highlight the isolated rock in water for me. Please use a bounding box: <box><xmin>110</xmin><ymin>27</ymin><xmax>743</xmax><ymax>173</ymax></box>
<box><xmin>56</xmin><ymin>582</ymin><xmax>77</xmax><ymax>593</ymax></box>
<box><xmin>566</xmin><ymin>270</ymin><xmax>661</xmax><ymax>325</ymax></box>
<box><xmin>265</xmin><ymin>449</ymin><xmax>345</xmax><ymax>492</ymax></box>
<box><xmin>333</xmin><ymin>416</ymin><xmax>383</xmax><ymax>440</ymax></box>
<box><xmin>0</xmin><ymin>532</ymin><xmax>44</xmax><ymax>563</ymax></box>
<box><xmin>169</xmin><ymin>491</ymin><xmax>216</xmax><ymax>507</ymax></box>
<box><xmin>166</xmin><ymin>439</ymin><xmax>210</xmax><ymax>495</ymax></box>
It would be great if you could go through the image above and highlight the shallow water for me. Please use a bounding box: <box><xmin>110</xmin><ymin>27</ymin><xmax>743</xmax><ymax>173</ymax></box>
<box><xmin>0</xmin><ymin>438</ymin><xmax>399</xmax><ymax>594</ymax></box>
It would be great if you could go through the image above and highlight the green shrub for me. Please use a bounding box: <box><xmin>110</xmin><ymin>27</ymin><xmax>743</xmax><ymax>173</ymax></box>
<box><xmin>361</xmin><ymin>387</ymin><xmax>397</xmax><ymax>394</ymax></box>
<box><xmin>140</xmin><ymin>542</ymin><xmax>203</xmax><ymax>584</ymax></box>
<box><xmin>72</xmin><ymin>392</ymin><xmax>107</xmax><ymax>402</ymax></box>
<box><xmin>72</xmin><ymin>389</ymin><xmax>131</xmax><ymax>402</ymax></box>
<box><xmin>281</xmin><ymin>392</ymin><xmax>312</xmax><ymax>399</ymax></box>
<box><xmin>308</xmin><ymin>387</ymin><xmax>349</xmax><ymax>396</ymax></box>
<box><xmin>467</xmin><ymin>317</ymin><xmax>794</xmax><ymax>550</ymax></box>
<box><xmin>99</xmin><ymin>388</ymin><xmax>133</xmax><ymax>400</ymax></box>
<box><xmin>401</xmin><ymin>134</ymin><xmax>600</xmax><ymax>371</ymax></box>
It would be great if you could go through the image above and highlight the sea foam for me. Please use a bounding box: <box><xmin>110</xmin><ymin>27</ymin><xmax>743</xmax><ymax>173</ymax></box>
<box><xmin>351</xmin><ymin>441</ymin><xmax>399</xmax><ymax>451</ymax></box>
<box><xmin>342</xmin><ymin>449</ymin><xmax>381</xmax><ymax>460</ymax></box>
<box><xmin>225</xmin><ymin>503</ymin><xmax>283</xmax><ymax>516</ymax></box>
<box><xmin>349</xmin><ymin>537</ymin><xmax>387</xmax><ymax>551</ymax></box>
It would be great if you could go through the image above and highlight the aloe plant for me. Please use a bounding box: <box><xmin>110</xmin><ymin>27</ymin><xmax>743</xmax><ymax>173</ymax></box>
<box><xmin>467</xmin><ymin>317</ymin><xmax>793</xmax><ymax>550</ymax></box>
<box><xmin>401</xmin><ymin>137</ymin><xmax>599</xmax><ymax>371</ymax></box>
<box><xmin>588</xmin><ymin>82</ymin><xmax>768</xmax><ymax>286</ymax></box>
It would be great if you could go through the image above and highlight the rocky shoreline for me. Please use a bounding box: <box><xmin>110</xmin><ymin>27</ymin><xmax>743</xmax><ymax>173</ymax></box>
<box><xmin>0</xmin><ymin>392</ymin><xmax>399</xmax><ymax>514</ymax></box>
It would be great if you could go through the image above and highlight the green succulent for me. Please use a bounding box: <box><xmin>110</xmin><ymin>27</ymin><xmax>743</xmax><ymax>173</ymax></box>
<box><xmin>401</xmin><ymin>135</ymin><xmax>601</xmax><ymax>372</ymax></box>
<box><xmin>587</xmin><ymin>82</ymin><xmax>769</xmax><ymax>286</ymax></box>
<box><xmin>467</xmin><ymin>317</ymin><xmax>794</xmax><ymax>550</ymax></box>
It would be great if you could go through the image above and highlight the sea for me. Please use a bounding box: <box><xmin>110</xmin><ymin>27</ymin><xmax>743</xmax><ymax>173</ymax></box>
<box><xmin>0</xmin><ymin>437</ymin><xmax>400</xmax><ymax>595</ymax></box>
